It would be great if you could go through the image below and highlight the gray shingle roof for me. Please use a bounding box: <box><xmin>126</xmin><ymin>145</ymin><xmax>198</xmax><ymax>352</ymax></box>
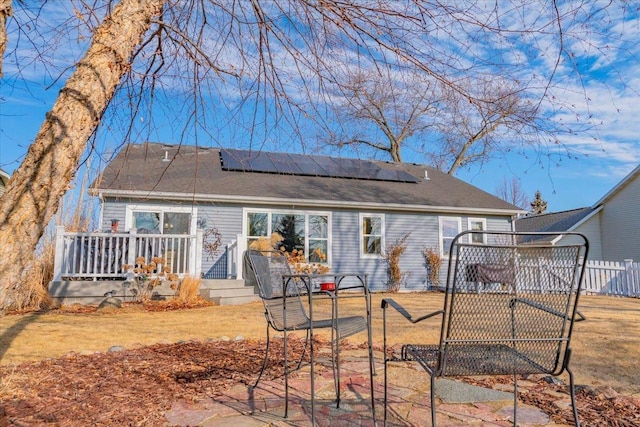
<box><xmin>92</xmin><ymin>143</ymin><xmax>522</xmax><ymax>214</ymax></box>
<box><xmin>515</xmin><ymin>207</ymin><xmax>596</xmax><ymax>233</ymax></box>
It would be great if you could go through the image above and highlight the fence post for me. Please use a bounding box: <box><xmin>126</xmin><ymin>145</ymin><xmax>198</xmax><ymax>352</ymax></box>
<box><xmin>52</xmin><ymin>225</ymin><xmax>66</xmax><ymax>282</ymax></box>
<box><xmin>624</xmin><ymin>259</ymin><xmax>635</xmax><ymax>297</ymax></box>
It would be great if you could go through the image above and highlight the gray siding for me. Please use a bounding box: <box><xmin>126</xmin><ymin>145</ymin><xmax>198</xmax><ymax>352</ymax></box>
<box><xmin>197</xmin><ymin>204</ymin><xmax>243</xmax><ymax>278</ymax></box>
<box><xmin>100</xmin><ymin>198</ymin><xmax>513</xmax><ymax>286</ymax></box>
<box><xmin>574</xmin><ymin>215</ymin><xmax>603</xmax><ymax>260</ymax></box>
<box><xmin>330</xmin><ymin>210</ymin><xmax>513</xmax><ymax>292</ymax></box>
<box><xmin>101</xmin><ymin>202</ymin><xmax>127</xmax><ymax>231</ymax></box>
<box><xmin>600</xmin><ymin>174</ymin><xmax>640</xmax><ymax>261</ymax></box>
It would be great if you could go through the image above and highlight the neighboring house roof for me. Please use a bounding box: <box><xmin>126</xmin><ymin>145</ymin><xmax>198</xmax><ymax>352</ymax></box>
<box><xmin>515</xmin><ymin>207</ymin><xmax>598</xmax><ymax>233</ymax></box>
<box><xmin>91</xmin><ymin>142</ymin><xmax>523</xmax><ymax>215</ymax></box>
<box><xmin>0</xmin><ymin>168</ymin><xmax>10</xmax><ymax>197</ymax></box>
<box><xmin>515</xmin><ymin>163</ymin><xmax>640</xmax><ymax>235</ymax></box>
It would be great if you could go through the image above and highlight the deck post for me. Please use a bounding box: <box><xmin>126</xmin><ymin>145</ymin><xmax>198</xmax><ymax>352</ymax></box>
<box><xmin>52</xmin><ymin>225</ymin><xmax>66</xmax><ymax>282</ymax></box>
<box><xmin>126</xmin><ymin>228</ymin><xmax>137</xmax><ymax>267</ymax></box>
<box><xmin>193</xmin><ymin>229</ymin><xmax>203</xmax><ymax>277</ymax></box>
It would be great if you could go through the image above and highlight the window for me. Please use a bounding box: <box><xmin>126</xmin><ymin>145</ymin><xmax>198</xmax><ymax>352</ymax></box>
<box><xmin>245</xmin><ymin>210</ymin><xmax>330</xmax><ymax>264</ymax></box>
<box><xmin>439</xmin><ymin>217</ymin><xmax>461</xmax><ymax>257</ymax></box>
<box><xmin>127</xmin><ymin>206</ymin><xmax>196</xmax><ymax>235</ymax></box>
<box><xmin>360</xmin><ymin>213</ymin><xmax>384</xmax><ymax>257</ymax></box>
<box><xmin>468</xmin><ymin>218</ymin><xmax>487</xmax><ymax>244</ymax></box>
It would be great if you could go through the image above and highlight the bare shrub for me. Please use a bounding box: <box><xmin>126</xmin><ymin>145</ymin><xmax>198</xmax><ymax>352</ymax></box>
<box><xmin>384</xmin><ymin>233</ymin><xmax>411</xmax><ymax>292</ymax></box>
<box><xmin>423</xmin><ymin>247</ymin><xmax>442</xmax><ymax>287</ymax></box>
<box><xmin>176</xmin><ymin>276</ymin><xmax>202</xmax><ymax>303</ymax></box>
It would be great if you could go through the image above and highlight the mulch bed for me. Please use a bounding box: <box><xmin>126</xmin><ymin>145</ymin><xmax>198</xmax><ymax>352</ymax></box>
<box><xmin>0</xmin><ymin>338</ymin><xmax>311</xmax><ymax>426</ymax></box>
<box><xmin>0</xmin><ymin>333</ymin><xmax>638</xmax><ymax>426</ymax></box>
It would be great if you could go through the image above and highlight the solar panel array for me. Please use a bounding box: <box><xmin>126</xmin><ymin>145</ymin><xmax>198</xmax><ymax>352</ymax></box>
<box><xmin>219</xmin><ymin>149</ymin><xmax>418</xmax><ymax>183</ymax></box>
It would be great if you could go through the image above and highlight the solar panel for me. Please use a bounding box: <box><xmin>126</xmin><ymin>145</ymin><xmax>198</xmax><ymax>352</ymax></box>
<box><xmin>220</xmin><ymin>148</ymin><xmax>418</xmax><ymax>183</ymax></box>
<box><xmin>267</xmin><ymin>152</ymin><xmax>303</xmax><ymax>175</ymax></box>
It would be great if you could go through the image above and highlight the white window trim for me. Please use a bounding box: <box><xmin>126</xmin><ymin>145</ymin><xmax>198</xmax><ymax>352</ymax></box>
<box><xmin>243</xmin><ymin>208</ymin><xmax>332</xmax><ymax>265</ymax></box>
<box><xmin>467</xmin><ymin>218</ymin><xmax>487</xmax><ymax>244</ymax></box>
<box><xmin>359</xmin><ymin>212</ymin><xmax>385</xmax><ymax>259</ymax></box>
<box><xmin>439</xmin><ymin>216</ymin><xmax>462</xmax><ymax>258</ymax></box>
<box><xmin>125</xmin><ymin>204</ymin><xmax>198</xmax><ymax>235</ymax></box>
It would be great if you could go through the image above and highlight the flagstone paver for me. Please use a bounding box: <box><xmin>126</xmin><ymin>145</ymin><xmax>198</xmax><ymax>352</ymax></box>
<box><xmin>165</xmin><ymin>349</ymin><xmax>573</xmax><ymax>426</ymax></box>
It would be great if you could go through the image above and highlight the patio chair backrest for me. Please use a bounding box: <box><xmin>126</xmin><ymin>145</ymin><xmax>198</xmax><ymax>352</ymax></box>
<box><xmin>245</xmin><ymin>250</ymin><xmax>311</xmax><ymax>331</ymax></box>
<box><xmin>437</xmin><ymin>231</ymin><xmax>588</xmax><ymax>377</ymax></box>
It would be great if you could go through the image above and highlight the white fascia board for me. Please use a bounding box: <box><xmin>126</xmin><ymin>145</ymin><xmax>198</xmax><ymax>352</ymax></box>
<box><xmin>96</xmin><ymin>189</ymin><xmax>524</xmax><ymax>216</ymax></box>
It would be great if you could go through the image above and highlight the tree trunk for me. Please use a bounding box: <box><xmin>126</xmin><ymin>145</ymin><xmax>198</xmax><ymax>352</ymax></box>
<box><xmin>0</xmin><ymin>0</ymin><xmax>164</xmax><ymax>310</ymax></box>
<box><xmin>0</xmin><ymin>0</ymin><xmax>12</xmax><ymax>77</ymax></box>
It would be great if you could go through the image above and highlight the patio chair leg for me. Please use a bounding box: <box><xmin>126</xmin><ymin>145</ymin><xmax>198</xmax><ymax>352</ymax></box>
<box><xmin>567</xmin><ymin>366</ymin><xmax>581</xmax><ymax>427</ymax></box>
<box><xmin>253</xmin><ymin>323</ymin><xmax>272</xmax><ymax>389</ymax></box>
<box><xmin>513</xmin><ymin>372</ymin><xmax>518</xmax><ymax>426</ymax></box>
<box><xmin>295</xmin><ymin>329</ymin><xmax>311</xmax><ymax>371</ymax></box>
<box><xmin>331</xmin><ymin>323</ymin><xmax>341</xmax><ymax>408</ymax></box>
<box><xmin>383</xmin><ymin>304</ymin><xmax>389</xmax><ymax>427</ymax></box>
<box><xmin>430</xmin><ymin>374</ymin><xmax>437</xmax><ymax>426</ymax></box>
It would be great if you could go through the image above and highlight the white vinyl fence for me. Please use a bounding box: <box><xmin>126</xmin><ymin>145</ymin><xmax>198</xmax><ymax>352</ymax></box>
<box><xmin>582</xmin><ymin>259</ymin><xmax>640</xmax><ymax>297</ymax></box>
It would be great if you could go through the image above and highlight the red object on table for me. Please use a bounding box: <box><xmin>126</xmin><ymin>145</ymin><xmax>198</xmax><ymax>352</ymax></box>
<box><xmin>320</xmin><ymin>282</ymin><xmax>335</xmax><ymax>291</ymax></box>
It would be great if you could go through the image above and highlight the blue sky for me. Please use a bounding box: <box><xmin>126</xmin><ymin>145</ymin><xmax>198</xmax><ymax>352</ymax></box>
<box><xmin>1</xmin><ymin>2</ymin><xmax>639</xmax><ymax>213</ymax></box>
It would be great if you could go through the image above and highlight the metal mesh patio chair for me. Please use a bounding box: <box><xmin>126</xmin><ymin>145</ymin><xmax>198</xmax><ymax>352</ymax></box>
<box><xmin>244</xmin><ymin>249</ymin><xmax>375</xmax><ymax>423</ymax></box>
<box><xmin>382</xmin><ymin>231</ymin><xmax>589</xmax><ymax>426</ymax></box>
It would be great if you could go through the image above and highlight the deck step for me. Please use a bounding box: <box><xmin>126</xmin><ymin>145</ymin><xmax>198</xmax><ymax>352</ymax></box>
<box><xmin>199</xmin><ymin>279</ymin><xmax>261</xmax><ymax>306</ymax></box>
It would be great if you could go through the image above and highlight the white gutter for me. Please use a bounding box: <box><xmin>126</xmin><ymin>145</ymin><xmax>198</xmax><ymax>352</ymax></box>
<box><xmin>93</xmin><ymin>189</ymin><xmax>525</xmax><ymax>216</ymax></box>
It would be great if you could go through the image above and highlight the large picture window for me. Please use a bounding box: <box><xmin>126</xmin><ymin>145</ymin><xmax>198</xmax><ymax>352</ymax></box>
<box><xmin>360</xmin><ymin>213</ymin><xmax>384</xmax><ymax>257</ymax></box>
<box><xmin>440</xmin><ymin>217</ymin><xmax>461</xmax><ymax>257</ymax></box>
<box><xmin>246</xmin><ymin>210</ymin><xmax>330</xmax><ymax>264</ymax></box>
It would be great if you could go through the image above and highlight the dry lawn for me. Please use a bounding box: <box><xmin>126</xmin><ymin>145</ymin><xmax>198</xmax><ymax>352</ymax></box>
<box><xmin>1</xmin><ymin>293</ymin><xmax>638</xmax><ymax>395</ymax></box>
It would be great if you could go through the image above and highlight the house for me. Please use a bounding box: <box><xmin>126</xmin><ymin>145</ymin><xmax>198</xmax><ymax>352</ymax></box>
<box><xmin>0</xmin><ymin>168</ymin><xmax>10</xmax><ymax>197</ymax></box>
<box><xmin>516</xmin><ymin>164</ymin><xmax>640</xmax><ymax>262</ymax></box>
<box><xmin>51</xmin><ymin>142</ymin><xmax>523</xmax><ymax>303</ymax></box>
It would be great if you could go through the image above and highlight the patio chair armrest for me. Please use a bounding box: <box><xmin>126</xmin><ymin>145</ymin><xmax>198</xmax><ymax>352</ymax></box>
<box><xmin>509</xmin><ymin>297</ymin><xmax>587</xmax><ymax>321</ymax></box>
<box><xmin>381</xmin><ymin>298</ymin><xmax>444</xmax><ymax>324</ymax></box>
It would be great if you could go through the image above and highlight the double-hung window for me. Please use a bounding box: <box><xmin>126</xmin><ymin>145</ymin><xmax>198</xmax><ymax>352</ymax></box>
<box><xmin>360</xmin><ymin>213</ymin><xmax>384</xmax><ymax>257</ymax></box>
<box><xmin>468</xmin><ymin>218</ymin><xmax>487</xmax><ymax>244</ymax></box>
<box><xmin>245</xmin><ymin>210</ymin><xmax>330</xmax><ymax>264</ymax></box>
<box><xmin>439</xmin><ymin>217</ymin><xmax>461</xmax><ymax>257</ymax></box>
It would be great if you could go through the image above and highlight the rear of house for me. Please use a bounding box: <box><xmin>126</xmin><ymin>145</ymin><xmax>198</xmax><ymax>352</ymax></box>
<box><xmin>89</xmin><ymin>143</ymin><xmax>521</xmax><ymax>290</ymax></box>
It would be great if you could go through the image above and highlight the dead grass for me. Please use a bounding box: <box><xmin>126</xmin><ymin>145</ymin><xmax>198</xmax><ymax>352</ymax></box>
<box><xmin>0</xmin><ymin>293</ymin><xmax>638</xmax><ymax>395</ymax></box>
<box><xmin>11</xmin><ymin>239</ymin><xmax>55</xmax><ymax>312</ymax></box>
<box><xmin>175</xmin><ymin>275</ymin><xmax>202</xmax><ymax>303</ymax></box>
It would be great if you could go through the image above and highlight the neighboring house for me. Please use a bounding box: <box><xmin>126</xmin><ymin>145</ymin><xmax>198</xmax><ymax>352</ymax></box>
<box><xmin>0</xmin><ymin>168</ymin><xmax>10</xmax><ymax>197</ymax></box>
<box><xmin>86</xmin><ymin>142</ymin><xmax>522</xmax><ymax>290</ymax></box>
<box><xmin>516</xmin><ymin>164</ymin><xmax>640</xmax><ymax>262</ymax></box>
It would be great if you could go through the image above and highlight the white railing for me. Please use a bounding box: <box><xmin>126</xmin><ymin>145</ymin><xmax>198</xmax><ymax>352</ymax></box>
<box><xmin>583</xmin><ymin>259</ymin><xmax>639</xmax><ymax>297</ymax></box>
<box><xmin>52</xmin><ymin>226</ymin><xmax>203</xmax><ymax>281</ymax></box>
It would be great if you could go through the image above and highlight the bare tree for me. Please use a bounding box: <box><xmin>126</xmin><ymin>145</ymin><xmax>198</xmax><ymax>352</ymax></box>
<box><xmin>433</xmin><ymin>80</ymin><xmax>541</xmax><ymax>175</ymax></box>
<box><xmin>0</xmin><ymin>0</ymin><xmax>164</xmax><ymax>310</ymax></box>
<box><xmin>0</xmin><ymin>1</ymin><xmax>632</xmax><ymax>309</ymax></box>
<box><xmin>495</xmin><ymin>177</ymin><xmax>530</xmax><ymax>210</ymax></box>
<box><xmin>325</xmin><ymin>71</ymin><xmax>543</xmax><ymax>174</ymax></box>
<box><xmin>324</xmin><ymin>69</ymin><xmax>439</xmax><ymax>162</ymax></box>
<box><xmin>0</xmin><ymin>0</ymin><xmax>10</xmax><ymax>77</ymax></box>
